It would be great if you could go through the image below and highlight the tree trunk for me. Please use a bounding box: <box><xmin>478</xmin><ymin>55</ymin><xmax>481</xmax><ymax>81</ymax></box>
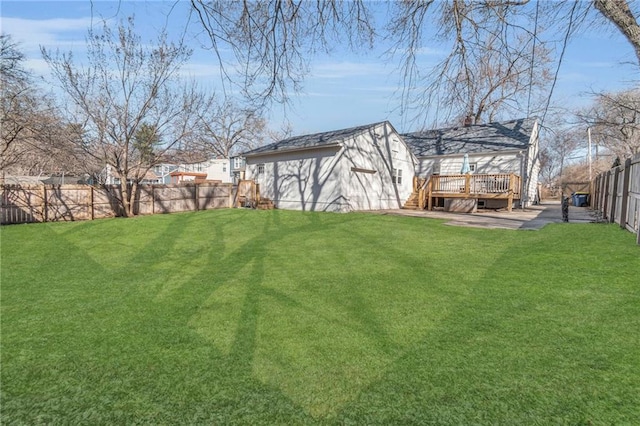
<box><xmin>594</xmin><ymin>0</ymin><xmax>640</xmax><ymax>65</ymax></box>
<box><xmin>119</xmin><ymin>177</ymin><xmax>133</xmax><ymax>217</ymax></box>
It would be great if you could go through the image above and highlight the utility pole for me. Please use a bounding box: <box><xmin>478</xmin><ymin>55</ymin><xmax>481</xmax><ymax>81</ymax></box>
<box><xmin>587</xmin><ymin>127</ymin><xmax>593</xmax><ymax>181</ymax></box>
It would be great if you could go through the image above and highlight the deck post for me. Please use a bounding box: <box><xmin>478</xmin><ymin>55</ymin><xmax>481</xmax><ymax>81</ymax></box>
<box><xmin>507</xmin><ymin>173</ymin><xmax>515</xmax><ymax>212</ymax></box>
<box><xmin>464</xmin><ymin>174</ymin><xmax>471</xmax><ymax>195</ymax></box>
<box><xmin>427</xmin><ymin>178</ymin><xmax>433</xmax><ymax>211</ymax></box>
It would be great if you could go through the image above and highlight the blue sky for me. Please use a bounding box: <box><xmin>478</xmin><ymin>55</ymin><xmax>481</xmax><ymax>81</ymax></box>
<box><xmin>1</xmin><ymin>0</ymin><xmax>638</xmax><ymax>135</ymax></box>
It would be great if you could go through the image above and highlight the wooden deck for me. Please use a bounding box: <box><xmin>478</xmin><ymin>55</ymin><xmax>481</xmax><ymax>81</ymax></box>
<box><xmin>412</xmin><ymin>174</ymin><xmax>522</xmax><ymax>212</ymax></box>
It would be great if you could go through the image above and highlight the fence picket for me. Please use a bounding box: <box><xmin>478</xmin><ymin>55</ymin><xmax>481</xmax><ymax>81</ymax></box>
<box><xmin>592</xmin><ymin>153</ymin><xmax>640</xmax><ymax>244</ymax></box>
<box><xmin>1</xmin><ymin>182</ymin><xmax>235</xmax><ymax>225</ymax></box>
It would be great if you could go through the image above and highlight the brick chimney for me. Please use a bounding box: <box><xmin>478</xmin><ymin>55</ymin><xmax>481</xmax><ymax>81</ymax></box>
<box><xmin>464</xmin><ymin>116</ymin><xmax>473</xmax><ymax>127</ymax></box>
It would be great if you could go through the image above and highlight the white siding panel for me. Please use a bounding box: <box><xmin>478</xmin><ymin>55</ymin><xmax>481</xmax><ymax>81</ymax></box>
<box><xmin>246</xmin><ymin>146</ymin><xmax>345</xmax><ymax>211</ymax></box>
<box><xmin>245</xmin><ymin>122</ymin><xmax>415</xmax><ymax>212</ymax></box>
<box><xmin>341</xmin><ymin>122</ymin><xmax>414</xmax><ymax>211</ymax></box>
<box><xmin>417</xmin><ymin>153</ymin><xmax>521</xmax><ymax>177</ymax></box>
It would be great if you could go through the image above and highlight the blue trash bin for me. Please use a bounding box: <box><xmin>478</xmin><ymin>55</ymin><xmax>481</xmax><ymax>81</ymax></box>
<box><xmin>573</xmin><ymin>192</ymin><xmax>589</xmax><ymax>207</ymax></box>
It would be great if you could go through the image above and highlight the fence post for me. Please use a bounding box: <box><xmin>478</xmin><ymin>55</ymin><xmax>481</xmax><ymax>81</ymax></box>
<box><xmin>610</xmin><ymin>167</ymin><xmax>620</xmax><ymax>223</ymax></box>
<box><xmin>637</xmin><ymin>207</ymin><xmax>640</xmax><ymax>245</ymax></box>
<box><xmin>90</xmin><ymin>186</ymin><xmax>95</xmax><ymax>220</ymax></box>
<box><xmin>619</xmin><ymin>158</ymin><xmax>632</xmax><ymax>229</ymax></box>
<box><xmin>594</xmin><ymin>175</ymin><xmax>601</xmax><ymax>212</ymax></box>
<box><xmin>602</xmin><ymin>171</ymin><xmax>610</xmax><ymax>220</ymax></box>
<box><xmin>595</xmin><ymin>174</ymin><xmax>600</xmax><ymax>213</ymax></box>
<box><xmin>194</xmin><ymin>182</ymin><xmax>199</xmax><ymax>211</ymax></box>
<box><xmin>42</xmin><ymin>185</ymin><xmax>48</xmax><ymax>223</ymax></box>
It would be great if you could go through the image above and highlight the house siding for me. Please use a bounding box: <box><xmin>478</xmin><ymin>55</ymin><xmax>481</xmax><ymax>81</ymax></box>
<box><xmin>245</xmin><ymin>122</ymin><xmax>414</xmax><ymax>212</ymax></box>
<box><xmin>417</xmin><ymin>152</ymin><xmax>522</xmax><ymax>177</ymax></box>
<box><xmin>341</xmin><ymin>122</ymin><xmax>414</xmax><ymax>211</ymax></box>
<box><xmin>523</xmin><ymin>121</ymin><xmax>541</xmax><ymax>205</ymax></box>
<box><xmin>246</xmin><ymin>145</ymin><xmax>345</xmax><ymax>212</ymax></box>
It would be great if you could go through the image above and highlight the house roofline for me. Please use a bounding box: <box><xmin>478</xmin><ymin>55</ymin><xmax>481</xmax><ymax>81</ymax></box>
<box><xmin>244</xmin><ymin>142</ymin><xmax>343</xmax><ymax>158</ymax></box>
<box><xmin>416</xmin><ymin>148</ymin><xmax>527</xmax><ymax>160</ymax></box>
<box><xmin>243</xmin><ymin>120</ymin><xmax>394</xmax><ymax>158</ymax></box>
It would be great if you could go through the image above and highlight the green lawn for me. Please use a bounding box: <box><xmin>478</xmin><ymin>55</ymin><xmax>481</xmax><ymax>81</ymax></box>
<box><xmin>1</xmin><ymin>209</ymin><xmax>639</xmax><ymax>424</ymax></box>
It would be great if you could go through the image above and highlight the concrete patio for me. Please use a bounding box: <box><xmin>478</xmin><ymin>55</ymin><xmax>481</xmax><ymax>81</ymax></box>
<box><xmin>376</xmin><ymin>201</ymin><xmax>601</xmax><ymax>230</ymax></box>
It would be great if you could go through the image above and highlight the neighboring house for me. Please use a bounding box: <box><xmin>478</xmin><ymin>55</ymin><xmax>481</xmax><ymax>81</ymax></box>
<box><xmin>402</xmin><ymin>117</ymin><xmax>540</xmax><ymax>208</ymax></box>
<box><xmin>41</xmin><ymin>175</ymin><xmax>87</xmax><ymax>185</ymax></box>
<box><xmin>179</xmin><ymin>158</ymin><xmax>232</xmax><ymax>183</ymax></box>
<box><xmin>230</xmin><ymin>156</ymin><xmax>246</xmax><ymax>184</ymax></box>
<box><xmin>243</xmin><ymin>121</ymin><xmax>415</xmax><ymax>212</ymax></box>
<box><xmin>1</xmin><ymin>175</ymin><xmax>86</xmax><ymax>185</ymax></box>
<box><xmin>102</xmin><ymin>164</ymin><xmax>162</xmax><ymax>185</ymax></box>
<box><xmin>153</xmin><ymin>163</ymin><xmax>179</xmax><ymax>184</ymax></box>
<box><xmin>169</xmin><ymin>171</ymin><xmax>208</xmax><ymax>183</ymax></box>
<box><xmin>100</xmin><ymin>159</ymin><xmax>232</xmax><ymax>186</ymax></box>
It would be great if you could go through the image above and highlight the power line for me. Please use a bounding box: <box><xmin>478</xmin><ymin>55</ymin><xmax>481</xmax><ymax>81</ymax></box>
<box><xmin>527</xmin><ymin>0</ymin><xmax>540</xmax><ymax>117</ymax></box>
<box><xmin>541</xmin><ymin>0</ymin><xmax>579</xmax><ymax>127</ymax></box>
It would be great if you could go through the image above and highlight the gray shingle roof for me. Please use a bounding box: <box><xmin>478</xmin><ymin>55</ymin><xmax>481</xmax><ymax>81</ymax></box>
<box><xmin>243</xmin><ymin>121</ymin><xmax>388</xmax><ymax>156</ymax></box>
<box><xmin>402</xmin><ymin>118</ymin><xmax>537</xmax><ymax>157</ymax></box>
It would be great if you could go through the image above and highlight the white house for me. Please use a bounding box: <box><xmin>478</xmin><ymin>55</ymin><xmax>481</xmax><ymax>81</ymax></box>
<box><xmin>153</xmin><ymin>163</ymin><xmax>179</xmax><ymax>184</ymax></box>
<box><xmin>101</xmin><ymin>164</ymin><xmax>163</xmax><ymax>185</ymax></box>
<box><xmin>243</xmin><ymin>121</ymin><xmax>416</xmax><ymax>212</ymax></box>
<box><xmin>178</xmin><ymin>158</ymin><xmax>231</xmax><ymax>183</ymax></box>
<box><xmin>402</xmin><ymin>117</ymin><xmax>540</xmax><ymax>208</ymax></box>
<box><xmin>230</xmin><ymin>156</ymin><xmax>246</xmax><ymax>184</ymax></box>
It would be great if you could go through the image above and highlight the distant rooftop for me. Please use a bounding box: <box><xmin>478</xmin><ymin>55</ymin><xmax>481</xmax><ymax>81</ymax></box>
<box><xmin>244</xmin><ymin>121</ymin><xmax>389</xmax><ymax>156</ymax></box>
<box><xmin>402</xmin><ymin>118</ymin><xmax>537</xmax><ymax>157</ymax></box>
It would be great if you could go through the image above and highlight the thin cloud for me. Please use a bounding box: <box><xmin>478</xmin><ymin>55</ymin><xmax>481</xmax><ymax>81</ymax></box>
<box><xmin>312</xmin><ymin>61</ymin><xmax>387</xmax><ymax>79</ymax></box>
<box><xmin>576</xmin><ymin>61</ymin><xmax>618</xmax><ymax>69</ymax></box>
<box><xmin>414</xmin><ymin>46</ymin><xmax>446</xmax><ymax>56</ymax></box>
<box><xmin>1</xmin><ymin>16</ymin><xmax>96</xmax><ymax>54</ymax></box>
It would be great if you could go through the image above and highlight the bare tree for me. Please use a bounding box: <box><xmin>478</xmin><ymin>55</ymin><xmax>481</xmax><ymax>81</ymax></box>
<box><xmin>392</xmin><ymin>1</ymin><xmax>554</xmax><ymax>126</ymax></box>
<box><xmin>42</xmin><ymin>18</ymin><xmax>206</xmax><ymax>216</ymax></box>
<box><xmin>1</xmin><ymin>34</ymin><xmax>37</xmax><ymax>174</ymax></box>
<box><xmin>192</xmin><ymin>99</ymin><xmax>267</xmax><ymax>158</ymax></box>
<box><xmin>185</xmin><ymin>1</ymin><xmax>637</xmax><ymax>125</ymax></box>
<box><xmin>1</xmin><ymin>34</ymin><xmax>82</xmax><ymax>179</ymax></box>
<box><xmin>539</xmin><ymin>126</ymin><xmax>582</xmax><ymax>186</ymax></box>
<box><xmin>189</xmin><ymin>0</ymin><xmax>375</xmax><ymax>106</ymax></box>
<box><xmin>580</xmin><ymin>88</ymin><xmax>640</xmax><ymax>160</ymax></box>
<box><xmin>594</xmin><ymin>0</ymin><xmax>640</xmax><ymax>64</ymax></box>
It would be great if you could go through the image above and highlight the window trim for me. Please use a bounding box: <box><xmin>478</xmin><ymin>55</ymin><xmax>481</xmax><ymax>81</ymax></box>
<box><xmin>393</xmin><ymin>168</ymin><xmax>402</xmax><ymax>184</ymax></box>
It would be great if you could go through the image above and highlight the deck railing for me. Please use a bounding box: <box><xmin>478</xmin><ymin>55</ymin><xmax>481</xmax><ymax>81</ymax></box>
<box><xmin>417</xmin><ymin>173</ymin><xmax>521</xmax><ymax>212</ymax></box>
<box><xmin>430</xmin><ymin>174</ymin><xmax>521</xmax><ymax>197</ymax></box>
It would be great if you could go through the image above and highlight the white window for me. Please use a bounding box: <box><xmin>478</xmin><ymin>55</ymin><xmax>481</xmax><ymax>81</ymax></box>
<box><xmin>469</xmin><ymin>163</ymin><xmax>477</xmax><ymax>173</ymax></box>
<box><xmin>223</xmin><ymin>164</ymin><xmax>227</xmax><ymax>172</ymax></box>
<box><xmin>257</xmin><ymin>164</ymin><xmax>265</xmax><ymax>175</ymax></box>
<box><xmin>393</xmin><ymin>168</ymin><xmax>402</xmax><ymax>184</ymax></box>
<box><xmin>234</xmin><ymin>157</ymin><xmax>243</xmax><ymax>169</ymax></box>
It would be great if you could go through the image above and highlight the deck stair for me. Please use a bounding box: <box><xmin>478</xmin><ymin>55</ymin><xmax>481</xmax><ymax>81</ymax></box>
<box><xmin>257</xmin><ymin>198</ymin><xmax>275</xmax><ymax>210</ymax></box>
<box><xmin>402</xmin><ymin>192</ymin><xmax>420</xmax><ymax>210</ymax></box>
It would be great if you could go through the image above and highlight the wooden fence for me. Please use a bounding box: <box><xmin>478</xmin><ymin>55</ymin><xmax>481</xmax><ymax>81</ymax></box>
<box><xmin>591</xmin><ymin>153</ymin><xmax>640</xmax><ymax>244</ymax></box>
<box><xmin>1</xmin><ymin>182</ymin><xmax>234</xmax><ymax>225</ymax></box>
